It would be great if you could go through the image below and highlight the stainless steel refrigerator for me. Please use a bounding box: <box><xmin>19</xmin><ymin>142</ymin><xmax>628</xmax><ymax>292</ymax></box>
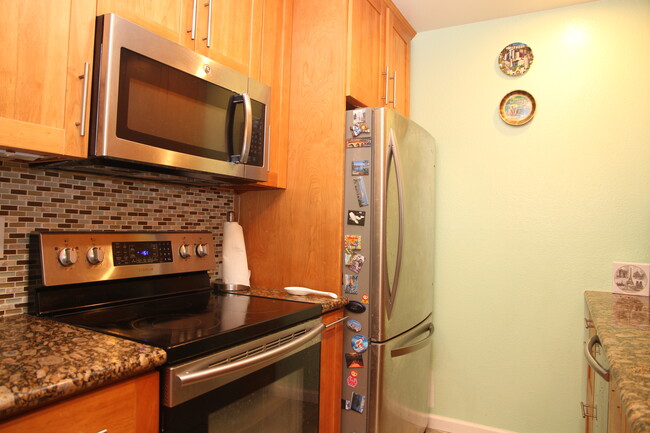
<box><xmin>341</xmin><ymin>107</ymin><xmax>435</xmax><ymax>433</ymax></box>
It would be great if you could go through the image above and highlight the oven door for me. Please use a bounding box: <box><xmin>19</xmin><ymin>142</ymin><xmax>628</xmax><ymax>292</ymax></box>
<box><xmin>162</xmin><ymin>319</ymin><xmax>323</xmax><ymax>433</ymax></box>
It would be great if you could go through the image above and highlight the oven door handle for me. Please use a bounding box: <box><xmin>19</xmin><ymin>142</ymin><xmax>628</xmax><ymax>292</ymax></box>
<box><xmin>177</xmin><ymin>323</ymin><xmax>325</xmax><ymax>387</ymax></box>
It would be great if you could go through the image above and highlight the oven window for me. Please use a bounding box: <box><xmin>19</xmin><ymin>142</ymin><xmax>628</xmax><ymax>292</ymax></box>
<box><xmin>162</xmin><ymin>344</ymin><xmax>320</xmax><ymax>433</ymax></box>
<box><xmin>116</xmin><ymin>48</ymin><xmax>241</xmax><ymax>162</ymax></box>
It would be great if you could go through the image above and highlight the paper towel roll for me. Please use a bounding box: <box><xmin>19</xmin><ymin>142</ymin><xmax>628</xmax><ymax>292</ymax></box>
<box><xmin>222</xmin><ymin>221</ymin><xmax>250</xmax><ymax>286</ymax></box>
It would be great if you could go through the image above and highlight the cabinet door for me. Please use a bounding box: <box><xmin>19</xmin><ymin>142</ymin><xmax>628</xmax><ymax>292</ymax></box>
<box><xmin>96</xmin><ymin>0</ymin><xmax>187</xmax><ymax>44</ymax></box>
<box><xmin>385</xmin><ymin>6</ymin><xmax>414</xmax><ymax>117</ymax></box>
<box><xmin>0</xmin><ymin>372</ymin><xmax>159</xmax><ymax>433</ymax></box>
<box><xmin>235</xmin><ymin>0</ymin><xmax>292</xmax><ymax>190</ymax></box>
<box><xmin>320</xmin><ymin>310</ymin><xmax>344</xmax><ymax>433</ymax></box>
<box><xmin>196</xmin><ymin>0</ymin><xmax>262</xmax><ymax>77</ymax></box>
<box><xmin>0</xmin><ymin>0</ymin><xmax>95</xmax><ymax>157</ymax></box>
<box><xmin>346</xmin><ymin>0</ymin><xmax>385</xmax><ymax>109</ymax></box>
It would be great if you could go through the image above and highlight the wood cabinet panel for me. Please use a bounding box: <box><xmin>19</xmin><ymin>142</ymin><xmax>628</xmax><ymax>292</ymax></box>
<box><xmin>346</xmin><ymin>0</ymin><xmax>385</xmax><ymax>109</ymax></box>
<box><xmin>320</xmin><ymin>310</ymin><xmax>344</xmax><ymax>433</ymax></box>
<box><xmin>346</xmin><ymin>0</ymin><xmax>414</xmax><ymax>116</ymax></box>
<box><xmin>385</xmin><ymin>5</ymin><xmax>414</xmax><ymax>117</ymax></box>
<box><xmin>0</xmin><ymin>0</ymin><xmax>95</xmax><ymax>157</ymax></box>
<box><xmin>239</xmin><ymin>0</ymin><xmax>346</xmax><ymax>291</ymax></box>
<box><xmin>96</xmin><ymin>0</ymin><xmax>186</xmax><ymax>43</ymax></box>
<box><xmin>0</xmin><ymin>372</ymin><xmax>159</xmax><ymax>433</ymax></box>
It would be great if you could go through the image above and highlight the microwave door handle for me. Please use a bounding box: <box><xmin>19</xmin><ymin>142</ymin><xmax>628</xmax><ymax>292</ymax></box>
<box><xmin>240</xmin><ymin>93</ymin><xmax>252</xmax><ymax>164</ymax></box>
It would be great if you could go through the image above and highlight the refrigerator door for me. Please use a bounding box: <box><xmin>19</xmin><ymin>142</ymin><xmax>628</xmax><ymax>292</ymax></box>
<box><xmin>371</xmin><ymin>108</ymin><xmax>435</xmax><ymax>341</ymax></box>
<box><xmin>368</xmin><ymin>317</ymin><xmax>434</xmax><ymax>433</ymax></box>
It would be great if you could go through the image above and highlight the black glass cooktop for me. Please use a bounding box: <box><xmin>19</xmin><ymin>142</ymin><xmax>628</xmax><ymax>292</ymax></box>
<box><xmin>53</xmin><ymin>290</ymin><xmax>321</xmax><ymax>364</ymax></box>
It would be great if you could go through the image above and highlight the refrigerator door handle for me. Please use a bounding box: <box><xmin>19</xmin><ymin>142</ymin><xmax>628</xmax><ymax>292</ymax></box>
<box><xmin>384</xmin><ymin>129</ymin><xmax>405</xmax><ymax>317</ymax></box>
<box><xmin>390</xmin><ymin>322</ymin><xmax>434</xmax><ymax>358</ymax></box>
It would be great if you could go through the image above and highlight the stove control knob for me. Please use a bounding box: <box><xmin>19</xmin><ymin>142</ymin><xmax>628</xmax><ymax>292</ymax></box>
<box><xmin>195</xmin><ymin>243</ymin><xmax>209</xmax><ymax>257</ymax></box>
<box><xmin>86</xmin><ymin>247</ymin><xmax>104</xmax><ymax>265</ymax></box>
<box><xmin>57</xmin><ymin>247</ymin><xmax>78</xmax><ymax>267</ymax></box>
<box><xmin>179</xmin><ymin>244</ymin><xmax>192</xmax><ymax>259</ymax></box>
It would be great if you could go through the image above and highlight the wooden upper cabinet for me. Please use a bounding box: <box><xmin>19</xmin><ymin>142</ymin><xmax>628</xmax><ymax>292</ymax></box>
<box><xmin>385</xmin><ymin>5</ymin><xmax>415</xmax><ymax>117</ymax></box>
<box><xmin>0</xmin><ymin>0</ymin><xmax>95</xmax><ymax>158</ymax></box>
<box><xmin>346</xmin><ymin>0</ymin><xmax>385</xmax><ymax>109</ymax></box>
<box><xmin>96</xmin><ymin>0</ymin><xmax>186</xmax><ymax>43</ymax></box>
<box><xmin>192</xmin><ymin>0</ymin><xmax>262</xmax><ymax>78</ymax></box>
<box><xmin>345</xmin><ymin>0</ymin><xmax>415</xmax><ymax>117</ymax></box>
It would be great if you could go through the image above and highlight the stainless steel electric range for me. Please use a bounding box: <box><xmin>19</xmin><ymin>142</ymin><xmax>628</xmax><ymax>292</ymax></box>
<box><xmin>32</xmin><ymin>231</ymin><xmax>323</xmax><ymax>433</ymax></box>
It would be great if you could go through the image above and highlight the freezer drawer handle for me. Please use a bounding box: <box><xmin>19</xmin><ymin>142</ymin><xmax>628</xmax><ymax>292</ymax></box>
<box><xmin>177</xmin><ymin>323</ymin><xmax>324</xmax><ymax>386</ymax></box>
<box><xmin>391</xmin><ymin>323</ymin><xmax>434</xmax><ymax>358</ymax></box>
<box><xmin>584</xmin><ymin>335</ymin><xmax>610</xmax><ymax>381</ymax></box>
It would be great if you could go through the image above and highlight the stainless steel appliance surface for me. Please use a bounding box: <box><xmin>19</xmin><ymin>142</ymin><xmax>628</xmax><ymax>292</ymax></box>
<box><xmin>32</xmin><ymin>231</ymin><xmax>323</xmax><ymax>433</ymax></box>
<box><xmin>341</xmin><ymin>108</ymin><xmax>435</xmax><ymax>433</ymax></box>
<box><xmin>34</xmin><ymin>14</ymin><xmax>270</xmax><ymax>186</ymax></box>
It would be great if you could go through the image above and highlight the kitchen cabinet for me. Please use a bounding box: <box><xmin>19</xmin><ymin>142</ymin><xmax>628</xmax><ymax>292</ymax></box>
<box><xmin>0</xmin><ymin>372</ymin><xmax>159</xmax><ymax>433</ymax></box>
<box><xmin>385</xmin><ymin>4</ymin><xmax>414</xmax><ymax>116</ymax></box>
<box><xmin>583</xmin><ymin>316</ymin><xmax>633</xmax><ymax>433</ymax></box>
<box><xmin>346</xmin><ymin>0</ymin><xmax>415</xmax><ymax>117</ymax></box>
<box><xmin>96</xmin><ymin>0</ymin><xmax>186</xmax><ymax>43</ymax></box>
<box><xmin>237</xmin><ymin>0</ymin><xmax>293</xmax><ymax>189</ymax></box>
<box><xmin>0</xmin><ymin>0</ymin><xmax>95</xmax><ymax>158</ymax></box>
<box><xmin>320</xmin><ymin>310</ymin><xmax>345</xmax><ymax>433</ymax></box>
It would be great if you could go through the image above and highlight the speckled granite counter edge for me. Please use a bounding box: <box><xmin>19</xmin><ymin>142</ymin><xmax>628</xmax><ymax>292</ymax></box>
<box><xmin>243</xmin><ymin>286</ymin><xmax>348</xmax><ymax>313</ymax></box>
<box><xmin>0</xmin><ymin>315</ymin><xmax>166</xmax><ymax>421</ymax></box>
<box><xmin>584</xmin><ymin>291</ymin><xmax>650</xmax><ymax>433</ymax></box>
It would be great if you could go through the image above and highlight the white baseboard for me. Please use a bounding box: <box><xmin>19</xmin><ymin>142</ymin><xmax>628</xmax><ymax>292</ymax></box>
<box><xmin>428</xmin><ymin>414</ymin><xmax>518</xmax><ymax>433</ymax></box>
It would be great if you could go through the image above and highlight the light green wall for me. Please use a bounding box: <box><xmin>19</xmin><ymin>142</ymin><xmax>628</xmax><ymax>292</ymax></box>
<box><xmin>409</xmin><ymin>0</ymin><xmax>650</xmax><ymax>432</ymax></box>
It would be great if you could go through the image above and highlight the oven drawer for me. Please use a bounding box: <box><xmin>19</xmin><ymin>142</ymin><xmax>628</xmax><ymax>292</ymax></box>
<box><xmin>0</xmin><ymin>372</ymin><xmax>159</xmax><ymax>433</ymax></box>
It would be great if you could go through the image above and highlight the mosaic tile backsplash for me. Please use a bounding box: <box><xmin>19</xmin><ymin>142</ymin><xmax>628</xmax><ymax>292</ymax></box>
<box><xmin>0</xmin><ymin>159</ymin><xmax>235</xmax><ymax>317</ymax></box>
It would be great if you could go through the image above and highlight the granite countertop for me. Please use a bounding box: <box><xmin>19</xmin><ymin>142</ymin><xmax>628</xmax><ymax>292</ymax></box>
<box><xmin>584</xmin><ymin>291</ymin><xmax>650</xmax><ymax>433</ymax></box>
<box><xmin>0</xmin><ymin>314</ymin><xmax>166</xmax><ymax>421</ymax></box>
<box><xmin>247</xmin><ymin>286</ymin><xmax>348</xmax><ymax>313</ymax></box>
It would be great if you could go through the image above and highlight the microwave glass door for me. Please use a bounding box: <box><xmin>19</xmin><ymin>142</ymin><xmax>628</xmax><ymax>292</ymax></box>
<box><xmin>116</xmin><ymin>48</ymin><xmax>264</xmax><ymax>165</ymax></box>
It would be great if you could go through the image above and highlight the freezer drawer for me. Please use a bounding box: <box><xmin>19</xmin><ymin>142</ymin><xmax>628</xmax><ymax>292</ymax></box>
<box><xmin>368</xmin><ymin>317</ymin><xmax>434</xmax><ymax>433</ymax></box>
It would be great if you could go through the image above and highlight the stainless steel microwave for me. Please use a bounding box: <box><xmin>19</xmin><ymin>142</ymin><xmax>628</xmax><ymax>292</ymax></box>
<box><xmin>39</xmin><ymin>14</ymin><xmax>270</xmax><ymax>185</ymax></box>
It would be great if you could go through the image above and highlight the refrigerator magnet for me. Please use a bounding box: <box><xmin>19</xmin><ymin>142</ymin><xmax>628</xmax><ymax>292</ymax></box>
<box><xmin>351</xmin><ymin>393</ymin><xmax>366</xmax><ymax>414</ymax></box>
<box><xmin>345</xmin><ymin>352</ymin><xmax>364</xmax><ymax>368</ymax></box>
<box><xmin>346</xmin><ymin>319</ymin><xmax>362</xmax><ymax>332</ymax></box>
<box><xmin>353</xmin><ymin>177</ymin><xmax>369</xmax><ymax>207</ymax></box>
<box><xmin>344</xmin><ymin>234</ymin><xmax>362</xmax><ymax>251</ymax></box>
<box><xmin>347</xmin><ymin>253</ymin><xmax>365</xmax><ymax>273</ymax></box>
<box><xmin>346</xmin><ymin>374</ymin><xmax>358</xmax><ymax>388</ymax></box>
<box><xmin>347</xmin><ymin>210</ymin><xmax>365</xmax><ymax>226</ymax></box>
<box><xmin>351</xmin><ymin>160</ymin><xmax>370</xmax><ymax>176</ymax></box>
<box><xmin>342</xmin><ymin>399</ymin><xmax>352</xmax><ymax>410</ymax></box>
<box><xmin>351</xmin><ymin>334</ymin><xmax>369</xmax><ymax>353</ymax></box>
<box><xmin>345</xmin><ymin>301</ymin><xmax>366</xmax><ymax>314</ymax></box>
<box><xmin>361</xmin><ymin>294</ymin><xmax>369</xmax><ymax>304</ymax></box>
<box><xmin>346</xmin><ymin>138</ymin><xmax>371</xmax><ymax>148</ymax></box>
<box><xmin>344</xmin><ymin>275</ymin><xmax>359</xmax><ymax>294</ymax></box>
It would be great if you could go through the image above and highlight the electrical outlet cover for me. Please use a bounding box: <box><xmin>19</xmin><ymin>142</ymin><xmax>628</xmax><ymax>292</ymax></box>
<box><xmin>613</xmin><ymin>262</ymin><xmax>650</xmax><ymax>296</ymax></box>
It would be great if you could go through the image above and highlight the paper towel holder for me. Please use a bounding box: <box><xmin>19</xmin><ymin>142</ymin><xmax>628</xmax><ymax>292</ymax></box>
<box><xmin>215</xmin><ymin>282</ymin><xmax>250</xmax><ymax>293</ymax></box>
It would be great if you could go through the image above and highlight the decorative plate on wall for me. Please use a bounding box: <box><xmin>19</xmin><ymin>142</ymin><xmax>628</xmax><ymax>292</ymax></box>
<box><xmin>498</xmin><ymin>42</ymin><xmax>534</xmax><ymax>76</ymax></box>
<box><xmin>499</xmin><ymin>90</ymin><xmax>536</xmax><ymax>126</ymax></box>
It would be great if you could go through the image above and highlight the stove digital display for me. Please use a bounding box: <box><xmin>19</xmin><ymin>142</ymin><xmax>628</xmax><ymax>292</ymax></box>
<box><xmin>112</xmin><ymin>241</ymin><xmax>173</xmax><ymax>266</ymax></box>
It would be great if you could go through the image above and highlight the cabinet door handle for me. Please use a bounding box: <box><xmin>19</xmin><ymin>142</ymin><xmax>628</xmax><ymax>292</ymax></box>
<box><xmin>392</xmin><ymin>70</ymin><xmax>397</xmax><ymax>109</ymax></box>
<box><xmin>580</xmin><ymin>402</ymin><xmax>596</xmax><ymax>419</ymax></box>
<box><xmin>203</xmin><ymin>0</ymin><xmax>213</xmax><ymax>47</ymax></box>
<box><xmin>187</xmin><ymin>0</ymin><xmax>198</xmax><ymax>40</ymax></box>
<box><xmin>324</xmin><ymin>315</ymin><xmax>348</xmax><ymax>328</ymax></box>
<box><xmin>382</xmin><ymin>67</ymin><xmax>389</xmax><ymax>103</ymax></box>
<box><xmin>75</xmin><ymin>62</ymin><xmax>90</xmax><ymax>136</ymax></box>
<box><xmin>584</xmin><ymin>335</ymin><xmax>610</xmax><ymax>381</ymax></box>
